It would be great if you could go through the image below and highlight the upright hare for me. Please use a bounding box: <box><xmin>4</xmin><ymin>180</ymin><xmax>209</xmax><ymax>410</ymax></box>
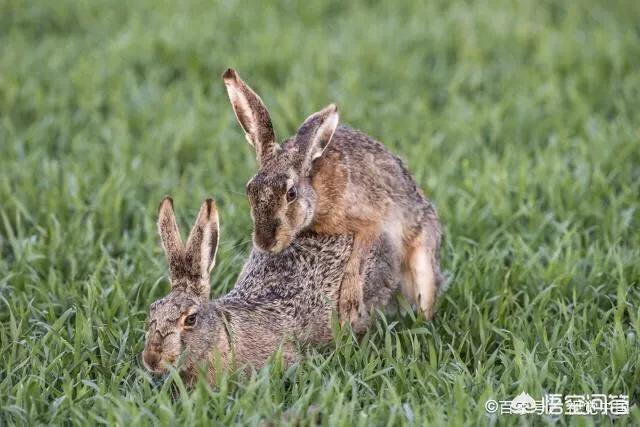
<box><xmin>142</xmin><ymin>197</ymin><xmax>399</xmax><ymax>385</ymax></box>
<box><xmin>223</xmin><ymin>69</ymin><xmax>443</xmax><ymax>329</ymax></box>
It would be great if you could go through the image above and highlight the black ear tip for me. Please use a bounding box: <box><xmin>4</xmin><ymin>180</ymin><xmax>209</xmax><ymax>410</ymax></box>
<box><xmin>222</xmin><ymin>68</ymin><xmax>237</xmax><ymax>81</ymax></box>
<box><xmin>204</xmin><ymin>198</ymin><xmax>217</xmax><ymax>217</ymax></box>
<box><xmin>159</xmin><ymin>196</ymin><xmax>174</xmax><ymax>212</ymax></box>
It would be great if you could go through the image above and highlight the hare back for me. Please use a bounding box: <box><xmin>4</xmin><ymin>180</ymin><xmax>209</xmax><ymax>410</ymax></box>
<box><xmin>222</xmin><ymin>231</ymin><xmax>400</xmax><ymax>342</ymax></box>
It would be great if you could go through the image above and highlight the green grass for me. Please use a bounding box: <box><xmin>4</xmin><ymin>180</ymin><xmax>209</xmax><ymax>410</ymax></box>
<box><xmin>1</xmin><ymin>0</ymin><xmax>639</xmax><ymax>425</ymax></box>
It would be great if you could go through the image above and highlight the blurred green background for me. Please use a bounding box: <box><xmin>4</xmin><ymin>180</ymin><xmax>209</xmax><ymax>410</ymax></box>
<box><xmin>1</xmin><ymin>0</ymin><xmax>639</xmax><ymax>425</ymax></box>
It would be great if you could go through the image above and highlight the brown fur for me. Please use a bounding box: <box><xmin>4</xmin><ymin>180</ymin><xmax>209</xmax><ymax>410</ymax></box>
<box><xmin>142</xmin><ymin>198</ymin><xmax>401</xmax><ymax>386</ymax></box>
<box><xmin>223</xmin><ymin>69</ymin><xmax>444</xmax><ymax>326</ymax></box>
<box><xmin>222</xmin><ymin>68</ymin><xmax>278</xmax><ymax>164</ymax></box>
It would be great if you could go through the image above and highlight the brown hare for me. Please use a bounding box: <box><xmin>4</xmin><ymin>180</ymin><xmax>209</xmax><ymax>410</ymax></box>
<box><xmin>142</xmin><ymin>197</ymin><xmax>400</xmax><ymax>385</ymax></box>
<box><xmin>222</xmin><ymin>69</ymin><xmax>443</xmax><ymax>330</ymax></box>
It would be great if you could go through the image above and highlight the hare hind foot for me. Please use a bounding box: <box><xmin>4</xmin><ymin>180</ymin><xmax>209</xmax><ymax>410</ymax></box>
<box><xmin>405</xmin><ymin>232</ymin><xmax>439</xmax><ymax>321</ymax></box>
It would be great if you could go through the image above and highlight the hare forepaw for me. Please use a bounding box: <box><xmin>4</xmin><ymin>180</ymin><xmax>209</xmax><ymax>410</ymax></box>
<box><xmin>339</xmin><ymin>290</ymin><xmax>368</xmax><ymax>332</ymax></box>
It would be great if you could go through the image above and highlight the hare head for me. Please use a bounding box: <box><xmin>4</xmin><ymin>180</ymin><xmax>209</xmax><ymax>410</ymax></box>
<box><xmin>223</xmin><ymin>68</ymin><xmax>340</xmax><ymax>253</ymax></box>
<box><xmin>142</xmin><ymin>197</ymin><xmax>221</xmax><ymax>374</ymax></box>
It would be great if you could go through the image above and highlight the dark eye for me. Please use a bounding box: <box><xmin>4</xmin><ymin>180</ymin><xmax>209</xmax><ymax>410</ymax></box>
<box><xmin>286</xmin><ymin>186</ymin><xmax>297</xmax><ymax>203</ymax></box>
<box><xmin>184</xmin><ymin>313</ymin><xmax>197</xmax><ymax>327</ymax></box>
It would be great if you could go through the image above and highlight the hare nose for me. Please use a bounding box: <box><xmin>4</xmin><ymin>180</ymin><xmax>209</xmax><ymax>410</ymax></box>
<box><xmin>152</xmin><ymin>328</ymin><xmax>174</xmax><ymax>340</ymax></box>
<box><xmin>149</xmin><ymin>329</ymin><xmax>163</xmax><ymax>345</ymax></box>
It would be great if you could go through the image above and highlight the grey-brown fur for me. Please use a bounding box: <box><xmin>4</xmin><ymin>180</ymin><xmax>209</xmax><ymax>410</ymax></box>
<box><xmin>222</xmin><ymin>69</ymin><xmax>443</xmax><ymax>327</ymax></box>
<box><xmin>142</xmin><ymin>198</ymin><xmax>400</xmax><ymax>386</ymax></box>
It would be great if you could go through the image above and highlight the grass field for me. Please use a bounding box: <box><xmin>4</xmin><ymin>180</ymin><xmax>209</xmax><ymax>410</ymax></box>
<box><xmin>1</xmin><ymin>0</ymin><xmax>639</xmax><ymax>425</ymax></box>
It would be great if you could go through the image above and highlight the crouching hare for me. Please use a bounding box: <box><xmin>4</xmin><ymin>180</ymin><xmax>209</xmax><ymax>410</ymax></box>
<box><xmin>222</xmin><ymin>69</ymin><xmax>443</xmax><ymax>327</ymax></box>
<box><xmin>142</xmin><ymin>197</ymin><xmax>400</xmax><ymax>385</ymax></box>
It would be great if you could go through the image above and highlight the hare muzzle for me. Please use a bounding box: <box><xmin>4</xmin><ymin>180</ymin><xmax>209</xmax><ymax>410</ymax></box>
<box><xmin>142</xmin><ymin>330</ymin><xmax>166</xmax><ymax>372</ymax></box>
<box><xmin>142</xmin><ymin>348</ymin><xmax>162</xmax><ymax>373</ymax></box>
<box><xmin>253</xmin><ymin>218</ymin><xmax>282</xmax><ymax>253</ymax></box>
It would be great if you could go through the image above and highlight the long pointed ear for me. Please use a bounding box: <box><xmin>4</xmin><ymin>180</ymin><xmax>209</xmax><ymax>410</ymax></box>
<box><xmin>184</xmin><ymin>199</ymin><xmax>219</xmax><ymax>296</ymax></box>
<box><xmin>157</xmin><ymin>197</ymin><xmax>185</xmax><ymax>282</ymax></box>
<box><xmin>295</xmin><ymin>104</ymin><xmax>339</xmax><ymax>171</ymax></box>
<box><xmin>222</xmin><ymin>68</ymin><xmax>278</xmax><ymax>165</ymax></box>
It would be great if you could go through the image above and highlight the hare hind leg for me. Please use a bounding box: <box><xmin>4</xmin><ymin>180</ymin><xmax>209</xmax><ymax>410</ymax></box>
<box><xmin>405</xmin><ymin>227</ymin><xmax>441</xmax><ymax>320</ymax></box>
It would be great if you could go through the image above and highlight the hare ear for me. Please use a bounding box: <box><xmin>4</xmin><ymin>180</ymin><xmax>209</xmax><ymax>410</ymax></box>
<box><xmin>184</xmin><ymin>199</ymin><xmax>219</xmax><ymax>296</ymax></box>
<box><xmin>296</xmin><ymin>104</ymin><xmax>339</xmax><ymax>171</ymax></box>
<box><xmin>222</xmin><ymin>68</ymin><xmax>278</xmax><ymax>165</ymax></box>
<box><xmin>157</xmin><ymin>197</ymin><xmax>185</xmax><ymax>281</ymax></box>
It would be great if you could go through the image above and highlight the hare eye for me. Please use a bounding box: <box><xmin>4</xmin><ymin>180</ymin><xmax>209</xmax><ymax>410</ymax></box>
<box><xmin>286</xmin><ymin>187</ymin><xmax>297</xmax><ymax>203</ymax></box>
<box><xmin>184</xmin><ymin>313</ymin><xmax>197</xmax><ymax>327</ymax></box>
